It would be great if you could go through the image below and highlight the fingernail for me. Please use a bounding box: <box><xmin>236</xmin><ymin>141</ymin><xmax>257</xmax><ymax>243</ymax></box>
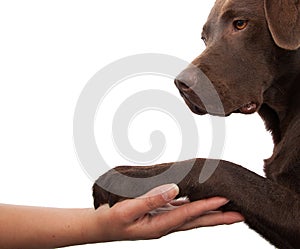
<box><xmin>219</xmin><ymin>198</ymin><xmax>230</xmax><ymax>206</ymax></box>
<box><xmin>159</xmin><ymin>184</ymin><xmax>179</xmax><ymax>202</ymax></box>
<box><xmin>215</xmin><ymin>197</ymin><xmax>230</xmax><ymax>206</ymax></box>
<box><xmin>229</xmin><ymin>212</ymin><xmax>245</xmax><ymax>221</ymax></box>
<box><xmin>145</xmin><ymin>183</ymin><xmax>179</xmax><ymax>202</ymax></box>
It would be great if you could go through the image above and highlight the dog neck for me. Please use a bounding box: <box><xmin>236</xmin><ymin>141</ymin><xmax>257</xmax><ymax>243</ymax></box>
<box><xmin>259</xmin><ymin>50</ymin><xmax>300</xmax><ymax>145</ymax></box>
<box><xmin>260</xmin><ymin>51</ymin><xmax>300</xmax><ymax>187</ymax></box>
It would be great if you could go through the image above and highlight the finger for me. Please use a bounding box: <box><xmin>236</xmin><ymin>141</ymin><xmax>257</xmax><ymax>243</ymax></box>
<box><xmin>175</xmin><ymin>211</ymin><xmax>245</xmax><ymax>231</ymax></box>
<box><xmin>120</xmin><ymin>184</ymin><xmax>179</xmax><ymax>221</ymax></box>
<box><xmin>143</xmin><ymin>197</ymin><xmax>229</xmax><ymax>234</ymax></box>
<box><xmin>148</xmin><ymin>204</ymin><xmax>178</xmax><ymax>215</ymax></box>
<box><xmin>169</xmin><ymin>197</ymin><xmax>190</xmax><ymax>206</ymax></box>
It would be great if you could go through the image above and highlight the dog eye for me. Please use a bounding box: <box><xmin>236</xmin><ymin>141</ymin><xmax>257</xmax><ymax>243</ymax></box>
<box><xmin>233</xmin><ymin>20</ymin><xmax>248</xmax><ymax>30</ymax></box>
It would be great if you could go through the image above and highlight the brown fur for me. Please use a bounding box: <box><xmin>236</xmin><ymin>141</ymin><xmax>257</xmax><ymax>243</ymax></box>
<box><xmin>93</xmin><ymin>1</ymin><xmax>300</xmax><ymax>248</ymax></box>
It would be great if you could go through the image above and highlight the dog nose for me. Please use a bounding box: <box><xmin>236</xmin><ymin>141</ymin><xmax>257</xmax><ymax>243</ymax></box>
<box><xmin>174</xmin><ymin>67</ymin><xmax>199</xmax><ymax>92</ymax></box>
<box><xmin>174</xmin><ymin>78</ymin><xmax>190</xmax><ymax>92</ymax></box>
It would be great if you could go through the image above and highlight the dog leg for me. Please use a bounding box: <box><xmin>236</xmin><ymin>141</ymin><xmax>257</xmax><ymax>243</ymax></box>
<box><xmin>93</xmin><ymin>158</ymin><xmax>300</xmax><ymax>249</ymax></box>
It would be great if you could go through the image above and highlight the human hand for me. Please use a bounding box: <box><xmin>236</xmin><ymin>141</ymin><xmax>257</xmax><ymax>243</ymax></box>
<box><xmin>87</xmin><ymin>184</ymin><xmax>244</xmax><ymax>242</ymax></box>
<box><xmin>0</xmin><ymin>184</ymin><xmax>243</xmax><ymax>248</ymax></box>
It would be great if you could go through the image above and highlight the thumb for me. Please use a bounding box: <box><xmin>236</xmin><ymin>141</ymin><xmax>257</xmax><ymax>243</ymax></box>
<box><xmin>126</xmin><ymin>184</ymin><xmax>179</xmax><ymax>220</ymax></box>
<box><xmin>142</xmin><ymin>183</ymin><xmax>179</xmax><ymax>201</ymax></box>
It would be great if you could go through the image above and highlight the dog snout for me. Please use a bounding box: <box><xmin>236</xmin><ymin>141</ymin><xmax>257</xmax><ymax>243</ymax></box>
<box><xmin>174</xmin><ymin>78</ymin><xmax>190</xmax><ymax>92</ymax></box>
<box><xmin>174</xmin><ymin>67</ymin><xmax>200</xmax><ymax>92</ymax></box>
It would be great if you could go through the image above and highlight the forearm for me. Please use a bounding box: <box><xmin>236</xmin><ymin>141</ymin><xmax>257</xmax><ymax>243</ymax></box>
<box><xmin>0</xmin><ymin>204</ymin><xmax>99</xmax><ymax>249</ymax></box>
<box><xmin>0</xmin><ymin>184</ymin><xmax>244</xmax><ymax>248</ymax></box>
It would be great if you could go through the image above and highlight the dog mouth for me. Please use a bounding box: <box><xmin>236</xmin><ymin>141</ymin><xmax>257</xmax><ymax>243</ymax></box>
<box><xmin>179</xmin><ymin>91</ymin><xmax>209</xmax><ymax>115</ymax></box>
<box><xmin>180</xmin><ymin>90</ymin><xmax>258</xmax><ymax>116</ymax></box>
<box><xmin>238</xmin><ymin>102</ymin><xmax>258</xmax><ymax>114</ymax></box>
<box><xmin>193</xmin><ymin>101</ymin><xmax>258</xmax><ymax>116</ymax></box>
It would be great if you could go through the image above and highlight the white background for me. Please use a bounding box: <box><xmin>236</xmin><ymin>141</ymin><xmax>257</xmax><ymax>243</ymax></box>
<box><xmin>0</xmin><ymin>0</ymin><xmax>275</xmax><ymax>248</ymax></box>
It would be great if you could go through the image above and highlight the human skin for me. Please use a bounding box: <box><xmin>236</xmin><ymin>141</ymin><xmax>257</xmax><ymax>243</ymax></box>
<box><xmin>0</xmin><ymin>184</ymin><xmax>243</xmax><ymax>249</ymax></box>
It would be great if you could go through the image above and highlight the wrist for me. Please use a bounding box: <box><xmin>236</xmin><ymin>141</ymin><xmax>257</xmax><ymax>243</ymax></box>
<box><xmin>80</xmin><ymin>206</ymin><xmax>112</xmax><ymax>244</ymax></box>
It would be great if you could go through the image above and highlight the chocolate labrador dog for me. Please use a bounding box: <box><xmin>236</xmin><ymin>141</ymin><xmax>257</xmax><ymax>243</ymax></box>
<box><xmin>93</xmin><ymin>0</ymin><xmax>300</xmax><ymax>248</ymax></box>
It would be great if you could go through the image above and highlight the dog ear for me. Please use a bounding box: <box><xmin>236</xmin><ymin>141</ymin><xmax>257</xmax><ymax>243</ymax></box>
<box><xmin>264</xmin><ymin>0</ymin><xmax>300</xmax><ymax>50</ymax></box>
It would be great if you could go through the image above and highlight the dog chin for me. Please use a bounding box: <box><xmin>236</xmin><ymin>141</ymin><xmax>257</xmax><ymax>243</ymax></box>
<box><xmin>190</xmin><ymin>104</ymin><xmax>259</xmax><ymax>117</ymax></box>
<box><xmin>182</xmin><ymin>93</ymin><xmax>259</xmax><ymax>116</ymax></box>
<box><xmin>190</xmin><ymin>105</ymin><xmax>208</xmax><ymax>115</ymax></box>
<box><xmin>189</xmin><ymin>105</ymin><xmax>231</xmax><ymax>117</ymax></box>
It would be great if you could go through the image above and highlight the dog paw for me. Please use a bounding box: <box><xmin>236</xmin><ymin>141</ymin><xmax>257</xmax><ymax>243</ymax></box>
<box><xmin>92</xmin><ymin>164</ymin><xmax>175</xmax><ymax>208</ymax></box>
<box><xmin>92</xmin><ymin>166</ymin><xmax>133</xmax><ymax>208</ymax></box>
<box><xmin>92</xmin><ymin>159</ymin><xmax>211</xmax><ymax>209</ymax></box>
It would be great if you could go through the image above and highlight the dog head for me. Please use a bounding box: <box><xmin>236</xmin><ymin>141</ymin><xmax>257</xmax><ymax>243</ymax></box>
<box><xmin>175</xmin><ymin>0</ymin><xmax>300</xmax><ymax>116</ymax></box>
